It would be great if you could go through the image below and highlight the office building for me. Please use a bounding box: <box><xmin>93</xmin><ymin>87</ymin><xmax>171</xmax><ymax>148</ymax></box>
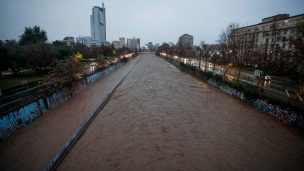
<box><xmin>119</xmin><ymin>37</ymin><xmax>125</xmax><ymax>48</ymax></box>
<box><xmin>76</xmin><ymin>36</ymin><xmax>103</xmax><ymax>47</ymax></box>
<box><xmin>178</xmin><ymin>34</ymin><xmax>194</xmax><ymax>49</ymax></box>
<box><xmin>91</xmin><ymin>3</ymin><xmax>106</xmax><ymax>43</ymax></box>
<box><xmin>127</xmin><ymin>37</ymin><xmax>140</xmax><ymax>51</ymax></box>
<box><xmin>76</xmin><ymin>3</ymin><xmax>106</xmax><ymax>47</ymax></box>
<box><xmin>63</xmin><ymin>37</ymin><xmax>75</xmax><ymax>46</ymax></box>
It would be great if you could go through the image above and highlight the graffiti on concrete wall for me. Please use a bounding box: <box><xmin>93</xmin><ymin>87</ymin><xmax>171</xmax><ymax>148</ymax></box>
<box><xmin>251</xmin><ymin>99</ymin><xmax>304</xmax><ymax>130</ymax></box>
<box><xmin>207</xmin><ymin>78</ymin><xmax>304</xmax><ymax>131</ymax></box>
<box><xmin>0</xmin><ymin>63</ymin><xmax>121</xmax><ymax>140</ymax></box>
<box><xmin>207</xmin><ymin>79</ymin><xmax>245</xmax><ymax>100</ymax></box>
<box><xmin>166</xmin><ymin>56</ymin><xmax>304</xmax><ymax>132</ymax></box>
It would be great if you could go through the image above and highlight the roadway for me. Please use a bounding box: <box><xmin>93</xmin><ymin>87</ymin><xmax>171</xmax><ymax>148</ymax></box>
<box><xmin>179</xmin><ymin>58</ymin><xmax>302</xmax><ymax>105</ymax></box>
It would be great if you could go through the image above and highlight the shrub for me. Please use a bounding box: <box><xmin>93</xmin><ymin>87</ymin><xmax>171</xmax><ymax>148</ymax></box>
<box><xmin>204</xmin><ymin>71</ymin><xmax>213</xmax><ymax>80</ymax></box>
<box><xmin>121</xmin><ymin>57</ymin><xmax>128</xmax><ymax>63</ymax></box>
<box><xmin>214</xmin><ymin>74</ymin><xmax>223</xmax><ymax>82</ymax></box>
<box><xmin>244</xmin><ymin>87</ymin><xmax>258</xmax><ymax>100</ymax></box>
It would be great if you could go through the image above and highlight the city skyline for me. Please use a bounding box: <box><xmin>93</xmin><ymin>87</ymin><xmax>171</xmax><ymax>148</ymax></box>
<box><xmin>0</xmin><ymin>0</ymin><xmax>303</xmax><ymax>45</ymax></box>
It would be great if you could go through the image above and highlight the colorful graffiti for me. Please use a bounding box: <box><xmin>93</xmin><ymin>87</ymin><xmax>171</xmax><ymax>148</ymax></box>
<box><xmin>251</xmin><ymin>99</ymin><xmax>304</xmax><ymax>130</ymax></box>
<box><xmin>207</xmin><ymin>78</ymin><xmax>303</xmax><ymax>131</ymax></box>
<box><xmin>166</xmin><ymin>56</ymin><xmax>304</xmax><ymax>131</ymax></box>
<box><xmin>207</xmin><ymin>79</ymin><xmax>245</xmax><ymax>100</ymax></box>
<box><xmin>0</xmin><ymin>63</ymin><xmax>122</xmax><ymax>140</ymax></box>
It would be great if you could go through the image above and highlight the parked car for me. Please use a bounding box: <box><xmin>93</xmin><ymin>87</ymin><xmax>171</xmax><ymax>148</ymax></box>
<box><xmin>264</xmin><ymin>75</ymin><xmax>271</xmax><ymax>81</ymax></box>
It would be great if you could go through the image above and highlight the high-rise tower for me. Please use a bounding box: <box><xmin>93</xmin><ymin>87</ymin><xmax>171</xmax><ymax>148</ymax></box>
<box><xmin>90</xmin><ymin>3</ymin><xmax>106</xmax><ymax>44</ymax></box>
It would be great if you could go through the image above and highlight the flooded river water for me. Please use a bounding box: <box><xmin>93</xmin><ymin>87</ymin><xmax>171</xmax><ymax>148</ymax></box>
<box><xmin>57</xmin><ymin>54</ymin><xmax>304</xmax><ymax>171</ymax></box>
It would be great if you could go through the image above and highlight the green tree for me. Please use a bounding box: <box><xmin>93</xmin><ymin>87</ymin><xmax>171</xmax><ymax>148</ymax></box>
<box><xmin>19</xmin><ymin>26</ymin><xmax>47</xmax><ymax>45</ymax></box>
<box><xmin>100</xmin><ymin>46</ymin><xmax>114</xmax><ymax>57</ymax></box>
<box><xmin>24</xmin><ymin>42</ymin><xmax>56</xmax><ymax>75</ymax></box>
<box><xmin>73</xmin><ymin>43</ymin><xmax>92</xmax><ymax>59</ymax></box>
<box><xmin>4</xmin><ymin>40</ymin><xmax>27</xmax><ymax>75</ymax></box>
<box><xmin>39</xmin><ymin>57</ymin><xmax>85</xmax><ymax>109</ymax></box>
<box><xmin>0</xmin><ymin>40</ymin><xmax>9</xmax><ymax>77</ymax></box>
<box><xmin>53</xmin><ymin>41</ymin><xmax>72</xmax><ymax>60</ymax></box>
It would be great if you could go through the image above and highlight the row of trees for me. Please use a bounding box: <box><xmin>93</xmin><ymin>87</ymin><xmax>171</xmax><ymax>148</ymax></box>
<box><xmin>0</xmin><ymin>26</ymin><xmax>132</xmax><ymax>77</ymax></box>
<box><xmin>157</xmin><ymin>22</ymin><xmax>304</xmax><ymax>103</ymax></box>
<box><xmin>158</xmin><ymin>22</ymin><xmax>304</xmax><ymax>78</ymax></box>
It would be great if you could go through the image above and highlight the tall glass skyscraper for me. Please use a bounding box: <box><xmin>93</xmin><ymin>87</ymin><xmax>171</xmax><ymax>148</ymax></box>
<box><xmin>90</xmin><ymin>3</ymin><xmax>106</xmax><ymax>44</ymax></box>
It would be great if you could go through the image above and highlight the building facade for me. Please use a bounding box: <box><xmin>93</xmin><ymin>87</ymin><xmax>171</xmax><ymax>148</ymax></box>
<box><xmin>91</xmin><ymin>3</ymin><xmax>106</xmax><ymax>43</ymax></box>
<box><xmin>127</xmin><ymin>37</ymin><xmax>140</xmax><ymax>51</ymax></box>
<box><xmin>76</xmin><ymin>3</ymin><xmax>106</xmax><ymax>47</ymax></box>
<box><xmin>63</xmin><ymin>37</ymin><xmax>75</xmax><ymax>46</ymax></box>
<box><xmin>119</xmin><ymin>37</ymin><xmax>125</xmax><ymax>48</ymax></box>
<box><xmin>76</xmin><ymin>36</ymin><xmax>104</xmax><ymax>47</ymax></box>
<box><xmin>229</xmin><ymin>14</ymin><xmax>304</xmax><ymax>67</ymax></box>
<box><xmin>178</xmin><ymin>34</ymin><xmax>194</xmax><ymax>49</ymax></box>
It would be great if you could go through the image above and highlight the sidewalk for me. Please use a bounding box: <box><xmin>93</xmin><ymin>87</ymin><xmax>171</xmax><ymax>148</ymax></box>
<box><xmin>0</xmin><ymin>57</ymin><xmax>138</xmax><ymax>171</ymax></box>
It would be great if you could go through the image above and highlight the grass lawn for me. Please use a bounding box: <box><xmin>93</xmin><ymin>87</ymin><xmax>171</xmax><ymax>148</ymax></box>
<box><xmin>0</xmin><ymin>76</ymin><xmax>41</xmax><ymax>90</ymax></box>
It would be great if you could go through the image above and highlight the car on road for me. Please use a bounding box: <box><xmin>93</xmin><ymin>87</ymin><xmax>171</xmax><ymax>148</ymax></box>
<box><xmin>264</xmin><ymin>75</ymin><xmax>271</xmax><ymax>81</ymax></box>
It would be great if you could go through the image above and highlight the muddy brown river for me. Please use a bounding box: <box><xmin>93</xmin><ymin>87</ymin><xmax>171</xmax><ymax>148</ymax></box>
<box><xmin>59</xmin><ymin>54</ymin><xmax>304</xmax><ymax>171</ymax></box>
<box><xmin>1</xmin><ymin>54</ymin><xmax>304</xmax><ymax>171</ymax></box>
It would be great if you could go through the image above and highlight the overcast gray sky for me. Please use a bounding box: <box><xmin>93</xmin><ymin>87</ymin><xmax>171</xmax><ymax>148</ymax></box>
<box><xmin>0</xmin><ymin>0</ymin><xmax>303</xmax><ymax>45</ymax></box>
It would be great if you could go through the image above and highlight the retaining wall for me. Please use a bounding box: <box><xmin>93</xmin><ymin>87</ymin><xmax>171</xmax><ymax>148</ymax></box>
<box><xmin>0</xmin><ymin>64</ymin><xmax>121</xmax><ymax>140</ymax></box>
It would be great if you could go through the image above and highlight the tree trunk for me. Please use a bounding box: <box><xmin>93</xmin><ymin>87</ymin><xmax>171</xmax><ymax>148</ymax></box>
<box><xmin>204</xmin><ymin>57</ymin><xmax>208</xmax><ymax>72</ymax></box>
<box><xmin>224</xmin><ymin>69</ymin><xmax>228</xmax><ymax>78</ymax></box>
<box><xmin>237</xmin><ymin>66</ymin><xmax>242</xmax><ymax>81</ymax></box>
<box><xmin>198</xmin><ymin>58</ymin><xmax>201</xmax><ymax>71</ymax></box>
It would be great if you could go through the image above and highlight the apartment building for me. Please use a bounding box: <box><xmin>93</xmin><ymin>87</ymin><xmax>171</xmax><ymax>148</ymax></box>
<box><xmin>229</xmin><ymin>14</ymin><xmax>304</xmax><ymax>66</ymax></box>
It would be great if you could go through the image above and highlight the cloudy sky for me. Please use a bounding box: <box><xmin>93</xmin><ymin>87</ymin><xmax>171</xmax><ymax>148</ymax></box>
<box><xmin>0</xmin><ymin>0</ymin><xmax>303</xmax><ymax>45</ymax></box>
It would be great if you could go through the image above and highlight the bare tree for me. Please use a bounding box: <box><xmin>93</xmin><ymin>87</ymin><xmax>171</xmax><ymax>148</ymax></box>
<box><xmin>200</xmin><ymin>41</ymin><xmax>211</xmax><ymax>72</ymax></box>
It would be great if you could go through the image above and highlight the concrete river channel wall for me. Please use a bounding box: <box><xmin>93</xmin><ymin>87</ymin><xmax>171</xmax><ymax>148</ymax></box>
<box><xmin>0</xmin><ymin>63</ymin><xmax>122</xmax><ymax>140</ymax></box>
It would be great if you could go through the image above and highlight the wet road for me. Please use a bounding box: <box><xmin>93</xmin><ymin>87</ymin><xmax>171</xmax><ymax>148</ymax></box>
<box><xmin>58</xmin><ymin>54</ymin><xmax>304</xmax><ymax>171</ymax></box>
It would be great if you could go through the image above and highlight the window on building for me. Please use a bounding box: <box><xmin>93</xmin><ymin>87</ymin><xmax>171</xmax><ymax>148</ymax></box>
<box><xmin>265</xmin><ymin>38</ymin><xmax>269</xmax><ymax>43</ymax></box>
<box><xmin>277</xmin><ymin>37</ymin><xmax>281</xmax><ymax>42</ymax></box>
